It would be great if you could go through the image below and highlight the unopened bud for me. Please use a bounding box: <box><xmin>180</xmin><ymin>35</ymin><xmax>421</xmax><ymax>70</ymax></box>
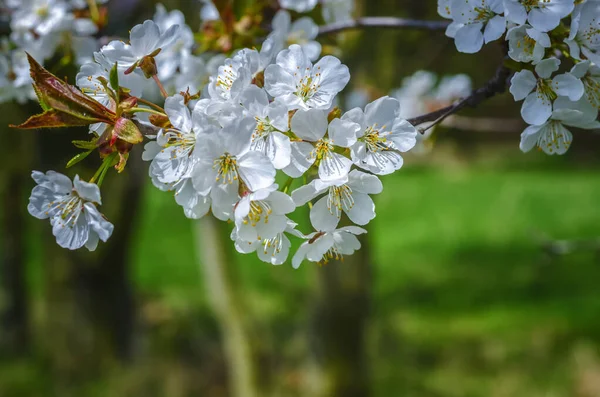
<box><xmin>114</xmin><ymin>117</ymin><xmax>143</xmax><ymax>144</ymax></box>
<box><xmin>252</xmin><ymin>71</ymin><xmax>264</xmax><ymax>88</ymax></box>
<box><xmin>149</xmin><ymin>113</ymin><xmax>171</xmax><ymax>129</ymax></box>
<box><xmin>139</xmin><ymin>55</ymin><xmax>158</xmax><ymax>79</ymax></box>
<box><xmin>118</xmin><ymin>96</ymin><xmax>138</xmax><ymax>113</ymax></box>
<box><xmin>328</xmin><ymin>107</ymin><xmax>342</xmax><ymax>123</ymax></box>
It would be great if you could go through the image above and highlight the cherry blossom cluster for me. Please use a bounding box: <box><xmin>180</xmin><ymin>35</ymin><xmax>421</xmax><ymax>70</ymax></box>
<box><xmin>13</xmin><ymin>0</ymin><xmax>599</xmax><ymax>266</ymax></box>
<box><xmin>23</xmin><ymin>2</ymin><xmax>417</xmax><ymax>268</ymax></box>
<box><xmin>439</xmin><ymin>0</ymin><xmax>600</xmax><ymax>155</ymax></box>
<box><xmin>0</xmin><ymin>0</ymin><xmax>110</xmax><ymax>103</ymax></box>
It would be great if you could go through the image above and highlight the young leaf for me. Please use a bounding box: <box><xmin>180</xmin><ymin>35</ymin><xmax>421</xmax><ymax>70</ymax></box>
<box><xmin>66</xmin><ymin>150</ymin><xmax>94</xmax><ymax>168</ymax></box>
<box><xmin>109</xmin><ymin>62</ymin><xmax>119</xmax><ymax>92</ymax></box>
<box><xmin>11</xmin><ymin>53</ymin><xmax>117</xmax><ymax>130</ymax></box>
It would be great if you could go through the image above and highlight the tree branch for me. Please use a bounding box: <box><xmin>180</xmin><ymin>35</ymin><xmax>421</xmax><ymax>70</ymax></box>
<box><xmin>318</xmin><ymin>17</ymin><xmax>450</xmax><ymax>36</ymax></box>
<box><xmin>408</xmin><ymin>63</ymin><xmax>513</xmax><ymax>131</ymax></box>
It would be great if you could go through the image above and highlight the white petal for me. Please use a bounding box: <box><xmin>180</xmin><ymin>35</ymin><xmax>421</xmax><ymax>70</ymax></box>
<box><xmin>282</xmin><ymin>141</ymin><xmax>316</xmax><ymax>178</ymax></box>
<box><xmin>347</xmin><ymin>170</ymin><xmax>382</xmax><ymax>194</ymax></box>
<box><xmin>238</xmin><ymin>151</ymin><xmax>276</xmax><ymax>192</ymax></box>
<box><xmin>84</xmin><ymin>202</ymin><xmax>113</xmax><ymax>242</ymax></box>
<box><xmin>535</xmin><ymin>57</ymin><xmax>560</xmax><ymax>79</ymax></box>
<box><xmin>310</xmin><ymin>196</ymin><xmax>340</xmax><ymax>232</ymax></box>
<box><xmin>264</xmin><ymin>64</ymin><xmax>297</xmax><ymax>98</ymax></box>
<box><xmin>364</xmin><ymin>96</ymin><xmax>399</xmax><ymax>128</ymax></box>
<box><xmin>484</xmin><ymin>16</ymin><xmax>506</xmax><ymax>43</ymax></box>
<box><xmin>519</xmin><ymin>123</ymin><xmax>543</xmax><ymax>152</ymax></box>
<box><xmin>510</xmin><ymin>70</ymin><xmax>537</xmax><ymax>101</ymax></box>
<box><xmin>73</xmin><ymin>176</ymin><xmax>102</xmax><ymax>204</ymax></box>
<box><xmin>267</xmin><ymin>191</ymin><xmax>296</xmax><ymax>214</ymax></box>
<box><xmin>553</xmin><ymin>74</ymin><xmax>584</xmax><ymax>101</ymax></box>
<box><xmin>521</xmin><ymin>92</ymin><xmax>552</xmax><ymax>125</ymax></box>
<box><xmin>345</xmin><ymin>193</ymin><xmax>375</xmax><ymax>226</ymax></box>
<box><xmin>319</xmin><ymin>153</ymin><xmax>352</xmax><ymax>182</ymax></box>
<box><xmin>165</xmin><ymin>94</ymin><xmax>192</xmax><ymax>132</ymax></box>
<box><xmin>291</xmin><ymin>180</ymin><xmax>324</xmax><ymax>206</ymax></box>
<box><xmin>454</xmin><ymin>23</ymin><xmax>484</xmax><ymax>54</ymax></box>
<box><xmin>328</xmin><ymin>118</ymin><xmax>360</xmax><ymax>148</ymax></box>
<box><xmin>291</xmin><ymin>108</ymin><xmax>328</xmax><ymax>141</ymax></box>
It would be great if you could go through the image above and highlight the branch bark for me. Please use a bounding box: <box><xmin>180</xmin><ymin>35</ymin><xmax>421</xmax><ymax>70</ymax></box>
<box><xmin>407</xmin><ymin>63</ymin><xmax>513</xmax><ymax>130</ymax></box>
<box><xmin>318</xmin><ymin>17</ymin><xmax>449</xmax><ymax>36</ymax></box>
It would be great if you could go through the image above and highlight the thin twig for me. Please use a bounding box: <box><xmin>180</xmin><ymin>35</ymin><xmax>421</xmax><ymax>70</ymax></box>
<box><xmin>408</xmin><ymin>63</ymin><xmax>513</xmax><ymax>132</ymax></box>
<box><xmin>318</xmin><ymin>17</ymin><xmax>450</xmax><ymax>36</ymax></box>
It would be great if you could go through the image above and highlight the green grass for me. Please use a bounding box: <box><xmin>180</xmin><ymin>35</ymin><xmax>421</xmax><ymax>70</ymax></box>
<box><xmin>127</xmin><ymin>153</ymin><xmax>600</xmax><ymax>396</ymax></box>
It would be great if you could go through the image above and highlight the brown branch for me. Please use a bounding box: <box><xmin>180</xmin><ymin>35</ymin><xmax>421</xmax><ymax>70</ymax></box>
<box><xmin>408</xmin><ymin>63</ymin><xmax>513</xmax><ymax>131</ymax></box>
<box><xmin>318</xmin><ymin>17</ymin><xmax>450</xmax><ymax>36</ymax></box>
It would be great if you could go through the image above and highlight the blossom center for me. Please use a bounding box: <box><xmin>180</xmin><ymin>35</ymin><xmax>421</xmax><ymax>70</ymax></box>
<box><xmin>538</xmin><ymin>121</ymin><xmax>571</xmax><ymax>153</ymax></box>
<box><xmin>216</xmin><ymin>64</ymin><xmax>237</xmax><ymax>92</ymax></box>
<box><xmin>520</xmin><ymin>0</ymin><xmax>545</xmax><ymax>11</ymax></box>
<box><xmin>261</xmin><ymin>232</ymin><xmax>284</xmax><ymax>255</ymax></box>
<box><xmin>327</xmin><ymin>185</ymin><xmax>354</xmax><ymax>217</ymax></box>
<box><xmin>46</xmin><ymin>192</ymin><xmax>84</xmax><ymax>228</ymax></box>
<box><xmin>246</xmin><ymin>200</ymin><xmax>273</xmax><ymax>226</ymax></box>
<box><xmin>213</xmin><ymin>153</ymin><xmax>239</xmax><ymax>184</ymax></box>
<box><xmin>294</xmin><ymin>67</ymin><xmax>321</xmax><ymax>102</ymax></box>
<box><xmin>359</xmin><ymin>125</ymin><xmax>389</xmax><ymax>152</ymax></box>
<box><xmin>474</xmin><ymin>6</ymin><xmax>494</xmax><ymax>22</ymax></box>
<box><xmin>536</xmin><ymin>78</ymin><xmax>557</xmax><ymax>102</ymax></box>
<box><xmin>582</xmin><ymin>75</ymin><xmax>600</xmax><ymax>108</ymax></box>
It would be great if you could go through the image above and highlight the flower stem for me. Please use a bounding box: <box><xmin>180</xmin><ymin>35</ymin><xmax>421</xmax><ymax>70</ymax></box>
<box><xmin>137</xmin><ymin>98</ymin><xmax>165</xmax><ymax>112</ymax></box>
<box><xmin>86</xmin><ymin>0</ymin><xmax>100</xmax><ymax>23</ymax></box>
<box><xmin>152</xmin><ymin>75</ymin><xmax>169</xmax><ymax>98</ymax></box>
<box><xmin>129</xmin><ymin>107</ymin><xmax>166</xmax><ymax>117</ymax></box>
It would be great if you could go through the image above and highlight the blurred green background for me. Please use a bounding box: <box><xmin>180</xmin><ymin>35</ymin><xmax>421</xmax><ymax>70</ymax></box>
<box><xmin>1</xmin><ymin>1</ymin><xmax>600</xmax><ymax>396</ymax></box>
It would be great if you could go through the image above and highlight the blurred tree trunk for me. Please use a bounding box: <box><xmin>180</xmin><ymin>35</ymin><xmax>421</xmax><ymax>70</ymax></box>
<box><xmin>0</xmin><ymin>129</ymin><xmax>31</xmax><ymax>356</ymax></box>
<box><xmin>194</xmin><ymin>217</ymin><xmax>259</xmax><ymax>397</ymax></box>
<box><xmin>306</xmin><ymin>236</ymin><xmax>372</xmax><ymax>397</ymax></box>
<box><xmin>35</xmin><ymin>126</ymin><xmax>142</xmax><ymax>381</ymax></box>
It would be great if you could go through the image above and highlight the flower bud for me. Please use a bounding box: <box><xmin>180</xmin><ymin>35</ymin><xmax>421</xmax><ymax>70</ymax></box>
<box><xmin>113</xmin><ymin>117</ymin><xmax>143</xmax><ymax>144</ymax></box>
<box><xmin>138</xmin><ymin>55</ymin><xmax>158</xmax><ymax>79</ymax></box>
<box><xmin>118</xmin><ymin>96</ymin><xmax>138</xmax><ymax>114</ymax></box>
<box><xmin>328</xmin><ymin>106</ymin><xmax>342</xmax><ymax>123</ymax></box>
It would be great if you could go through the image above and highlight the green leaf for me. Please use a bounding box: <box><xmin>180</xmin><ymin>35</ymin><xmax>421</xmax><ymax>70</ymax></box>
<box><xmin>15</xmin><ymin>53</ymin><xmax>117</xmax><ymax>128</ymax></box>
<box><xmin>66</xmin><ymin>150</ymin><xmax>94</xmax><ymax>168</ymax></box>
<box><xmin>110</xmin><ymin>63</ymin><xmax>119</xmax><ymax>92</ymax></box>
<box><xmin>72</xmin><ymin>138</ymin><xmax>98</xmax><ymax>150</ymax></box>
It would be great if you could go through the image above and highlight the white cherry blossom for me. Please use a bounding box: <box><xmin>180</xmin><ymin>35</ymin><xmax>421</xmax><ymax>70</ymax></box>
<box><xmin>344</xmin><ymin>96</ymin><xmax>417</xmax><ymax>175</ymax></box>
<box><xmin>450</xmin><ymin>0</ymin><xmax>506</xmax><ymax>53</ymax></box>
<box><xmin>233</xmin><ymin>184</ymin><xmax>296</xmax><ymax>242</ymax></box>
<box><xmin>510</xmin><ymin>57</ymin><xmax>584</xmax><ymax>125</ymax></box>
<box><xmin>520</xmin><ymin>97</ymin><xmax>600</xmax><ymax>155</ymax></box>
<box><xmin>233</xmin><ymin>220</ymin><xmax>304</xmax><ymax>265</ymax></box>
<box><xmin>506</xmin><ymin>24</ymin><xmax>550</xmax><ymax>64</ymax></box>
<box><xmin>239</xmin><ymin>85</ymin><xmax>292</xmax><ymax>169</ymax></box>
<box><xmin>504</xmin><ymin>0</ymin><xmax>575</xmax><ymax>32</ymax></box>
<box><xmin>11</xmin><ymin>0</ymin><xmax>72</xmax><ymax>37</ymax></box>
<box><xmin>101</xmin><ymin>20</ymin><xmax>181</xmax><ymax>77</ymax></box>
<box><xmin>292</xmin><ymin>170</ymin><xmax>383</xmax><ymax>231</ymax></box>
<box><xmin>570</xmin><ymin>60</ymin><xmax>600</xmax><ymax>110</ymax></box>
<box><xmin>264</xmin><ymin>44</ymin><xmax>350</xmax><ymax>110</ymax></box>
<box><xmin>28</xmin><ymin>171</ymin><xmax>113</xmax><ymax>251</ymax></box>
<box><xmin>153</xmin><ymin>4</ymin><xmax>195</xmax><ymax>82</ymax></box>
<box><xmin>0</xmin><ymin>49</ymin><xmax>35</xmax><ymax>104</ymax></box>
<box><xmin>292</xmin><ymin>226</ymin><xmax>366</xmax><ymax>268</ymax></box>
<box><xmin>191</xmin><ymin>116</ymin><xmax>276</xmax><ymax>197</ymax></box>
<box><xmin>322</xmin><ymin>0</ymin><xmax>355</xmax><ymax>23</ymax></box>
<box><xmin>279</xmin><ymin>0</ymin><xmax>318</xmax><ymax>13</ymax></box>
<box><xmin>269</xmin><ymin>10</ymin><xmax>322</xmax><ymax>61</ymax></box>
<box><xmin>566</xmin><ymin>0</ymin><xmax>600</xmax><ymax>65</ymax></box>
<box><xmin>284</xmin><ymin>108</ymin><xmax>359</xmax><ymax>181</ymax></box>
